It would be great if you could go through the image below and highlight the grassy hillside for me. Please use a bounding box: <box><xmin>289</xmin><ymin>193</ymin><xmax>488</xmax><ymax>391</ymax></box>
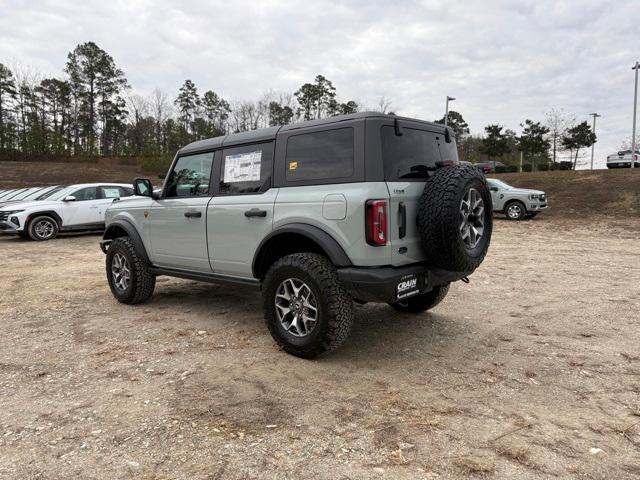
<box><xmin>0</xmin><ymin>159</ymin><xmax>162</xmax><ymax>190</ymax></box>
<box><xmin>1</xmin><ymin>160</ymin><xmax>638</xmax><ymax>219</ymax></box>
<box><xmin>494</xmin><ymin>169</ymin><xmax>640</xmax><ymax>218</ymax></box>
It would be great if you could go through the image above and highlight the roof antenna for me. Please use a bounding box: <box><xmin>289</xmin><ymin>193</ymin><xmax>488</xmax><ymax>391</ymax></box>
<box><xmin>394</xmin><ymin>118</ymin><xmax>403</xmax><ymax>136</ymax></box>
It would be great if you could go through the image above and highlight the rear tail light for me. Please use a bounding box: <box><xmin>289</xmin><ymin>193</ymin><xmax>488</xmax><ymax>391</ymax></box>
<box><xmin>366</xmin><ymin>199</ymin><xmax>388</xmax><ymax>246</ymax></box>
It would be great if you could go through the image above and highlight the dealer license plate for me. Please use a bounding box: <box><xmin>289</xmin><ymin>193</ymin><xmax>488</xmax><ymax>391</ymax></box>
<box><xmin>396</xmin><ymin>274</ymin><xmax>420</xmax><ymax>300</ymax></box>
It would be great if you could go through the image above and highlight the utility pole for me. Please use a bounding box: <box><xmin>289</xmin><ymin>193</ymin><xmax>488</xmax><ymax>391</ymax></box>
<box><xmin>632</xmin><ymin>62</ymin><xmax>639</xmax><ymax>169</ymax></box>
<box><xmin>444</xmin><ymin>96</ymin><xmax>455</xmax><ymax>127</ymax></box>
<box><xmin>589</xmin><ymin>113</ymin><xmax>600</xmax><ymax>170</ymax></box>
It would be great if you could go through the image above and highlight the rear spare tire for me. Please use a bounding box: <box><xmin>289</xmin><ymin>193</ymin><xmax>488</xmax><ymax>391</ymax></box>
<box><xmin>417</xmin><ymin>165</ymin><xmax>492</xmax><ymax>272</ymax></box>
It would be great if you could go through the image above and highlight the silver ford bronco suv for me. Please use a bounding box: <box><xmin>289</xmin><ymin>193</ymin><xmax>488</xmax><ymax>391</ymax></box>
<box><xmin>100</xmin><ymin>112</ymin><xmax>493</xmax><ymax>358</ymax></box>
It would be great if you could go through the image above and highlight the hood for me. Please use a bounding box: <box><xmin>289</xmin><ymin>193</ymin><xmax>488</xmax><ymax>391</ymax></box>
<box><xmin>510</xmin><ymin>187</ymin><xmax>545</xmax><ymax>195</ymax></box>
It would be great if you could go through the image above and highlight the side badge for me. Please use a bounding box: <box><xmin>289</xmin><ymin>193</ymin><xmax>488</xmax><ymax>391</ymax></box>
<box><xmin>143</xmin><ymin>211</ymin><xmax>149</xmax><ymax>219</ymax></box>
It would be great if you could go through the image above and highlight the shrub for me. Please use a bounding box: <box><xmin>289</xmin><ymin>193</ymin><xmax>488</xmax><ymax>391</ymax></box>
<box><xmin>538</xmin><ymin>163</ymin><xmax>550</xmax><ymax>171</ymax></box>
<box><xmin>522</xmin><ymin>163</ymin><xmax>533</xmax><ymax>172</ymax></box>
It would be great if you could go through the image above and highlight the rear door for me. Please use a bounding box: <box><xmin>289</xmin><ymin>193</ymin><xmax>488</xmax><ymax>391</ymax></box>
<box><xmin>207</xmin><ymin>141</ymin><xmax>276</xmax><ymax>277</ymax></box>
<box><xmin>380</xmin><ymin>124</ymin><xmax>447</xmax><ymax>266</ymax></box>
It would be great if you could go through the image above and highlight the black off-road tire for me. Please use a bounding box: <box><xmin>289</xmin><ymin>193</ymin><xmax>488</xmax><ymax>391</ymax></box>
<box><xmin>106</xmin><ymin>237</ymin><xmax>156</xmax><ymax>305</ymax></box>
<box><xmin>505</xmin><ymin>201</ymin><xmax>526</xmax><ymax>221</ymax></box>
<box><xmin>27</xmin><ymin>215</ymin><xmax>59</xmax><ymax>241</ymax></box>
<box><xmin>389</xmin><ymin>283</ymin><xmax>450</xmax><ymax>313</ymax></box>
<box><xmin>417</xmin><ymin>165</ymin><xmax>493</xmax><ymax>272</ymax></box>
<box><xmin>262</xmin><ymin>253</ymin><xmax>354</xmax><ymax>359</ymax></box>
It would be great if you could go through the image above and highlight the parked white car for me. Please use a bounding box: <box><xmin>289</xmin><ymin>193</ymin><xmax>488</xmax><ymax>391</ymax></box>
<box><xmin>606</xmin><ymin>150</ymin><xmax>640</xmax><ymax>168</ymax></box>
<box><xmin>0</xmin><ymin>183</ymin><xmax>134</xmax><ymax>240</ymax></box>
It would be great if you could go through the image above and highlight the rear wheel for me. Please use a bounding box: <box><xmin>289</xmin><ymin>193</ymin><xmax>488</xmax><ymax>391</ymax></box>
<box><xmin>262</xmin><ymin>253</ymin><xmax>354</xmax><ymax>359</ymax></box>
<box><xmin>28</xmin><ymin>216</ymin><xmax>59</xmax><ymax>241</ymax></box>
<box><xmin>389</xmin><ymin>284</ymin><xmax>450</xmax><ymax>313</ymax></box>
<box><xmin>505</xmin><ymin>201</ymin><xmax>526</xmax><ymax>220</ymax></box>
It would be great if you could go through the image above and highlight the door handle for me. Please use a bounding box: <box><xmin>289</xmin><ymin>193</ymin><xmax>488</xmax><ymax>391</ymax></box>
<box><xmin>184</xmin><ymin>211</ymin><xmax>202</xmax><ymax>218</ymax></box>
<box><xmin>244</xmin><ymin>208</ymin><xmax>267</xmax><ymax>218</ymax></box>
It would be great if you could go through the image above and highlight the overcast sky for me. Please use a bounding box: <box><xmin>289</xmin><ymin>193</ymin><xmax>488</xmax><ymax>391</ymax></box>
<box><xmin>1</xmin><ymin>0</ymin><xmax>638</xmax><ymax>168</ymax></box>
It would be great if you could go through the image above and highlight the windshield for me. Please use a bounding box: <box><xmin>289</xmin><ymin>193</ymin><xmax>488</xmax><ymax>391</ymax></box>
<box><xmin>44</xmin><ymin>186</ymin><xmax>78</xmax><ymax>201</ymax></box>
<box><xmin>10</xmin><ymin>188</ymin><xmax>44</xmax><ymax>201</ymax></box>
<box><xmin>36</xmin><ymin>186</ymin><xmax>64</xmax><ymax>200</ymax></box>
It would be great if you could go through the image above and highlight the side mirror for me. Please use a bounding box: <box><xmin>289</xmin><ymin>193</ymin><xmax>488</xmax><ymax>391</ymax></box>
<box><xmin>63</xmin><ymin>195</ymin><xmax>76</xmax><ymax>202</ymax></box>
<box><xmin>133</xmin><ymin>178</ymin><xmax>153</xmax><ymax>197</ymax></box>
<box><xmin>490</xmin><ymin>187</ymin><xmax>499</xmax><ymax>192</ymax></box>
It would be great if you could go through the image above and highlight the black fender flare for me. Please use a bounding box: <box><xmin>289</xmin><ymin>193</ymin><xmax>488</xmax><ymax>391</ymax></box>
<box><xmin>252</xmin><ymin>223</ymin><xmax>352</xmax><ymax>277</ymax></box>
<box><xmin>103</xmin><ymin>219</ymin><xmax>151</xmax><ymax>265</ymax></box>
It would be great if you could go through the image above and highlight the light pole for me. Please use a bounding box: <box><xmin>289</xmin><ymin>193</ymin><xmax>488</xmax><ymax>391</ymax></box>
<box><xmin>444</xmin><ymin>96</ymin><xmax>455</xmax><ymax>127</ymax></box>
<box><xmin>589</xmin><ymin>113</ymin><xmax>600</xmax><ymax>170</ymax></box>
<box><xmin>632</xmin><ymin>62</ymin><xmax>639</xmax><ymax>169</ymax></box>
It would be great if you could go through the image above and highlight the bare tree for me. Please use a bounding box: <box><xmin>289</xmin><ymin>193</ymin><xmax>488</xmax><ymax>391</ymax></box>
<box><xmin>150</xmin><ymin>89</ymin><xmax>170</xmax><ymax>149</ymax></box>
<box><xmin>376</xmin><ymin>96</ymin><xmax>393</xmax><ymax>114</ymax></box>
<box><xmin>545</xmin><ymin>108</ymin><xmax>575</xmax><ymax>164</ymax></box>
<box><xmin>620</xmin><ymin>135</ymin><xmax>640</xmax><ymax>151</ymax></box>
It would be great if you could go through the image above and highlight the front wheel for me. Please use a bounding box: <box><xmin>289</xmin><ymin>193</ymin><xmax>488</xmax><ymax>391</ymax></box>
<box><xmin>28</xmin><ymin>216</ymin><xmax>59</xmax><ymax>241</ymax></box>
<box><xmin>389</xmin><ymin>283</ymin><xmax>450</xmax><ymax>313</ymax></box>
<box><xmin>505</xmin><ymin>201</ymin><xmax>526</xmax><ymax>220</ymax></box>
<box><xmin>106</xmin><ymin>237</ymin><xmax>156</xmax><ymax>304</ymax></box>
<box><xmin>262</xmin><ymin>253</ymin><xmax>354</xmax><ymax>359</ymax></box>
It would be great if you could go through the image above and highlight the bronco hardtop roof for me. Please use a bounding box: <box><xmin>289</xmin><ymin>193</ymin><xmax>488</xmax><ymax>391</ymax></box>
<box><xmin>178</xmin><ymin>111</ymin><xmax>447</xmax><ymax>155</ymax></box>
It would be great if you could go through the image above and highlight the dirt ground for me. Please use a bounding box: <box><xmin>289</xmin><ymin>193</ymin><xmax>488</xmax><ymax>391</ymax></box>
<box><xmin>1</xmin><ymin>217</ymin><xmax>639</xmax><ymax>479</ymax></box>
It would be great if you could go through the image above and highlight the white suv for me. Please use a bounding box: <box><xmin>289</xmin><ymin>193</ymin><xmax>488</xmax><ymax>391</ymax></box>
<box><xmin>0</xmin><ymin>183</ymin><xmax>134</xmax><ymax>240</ymax></box>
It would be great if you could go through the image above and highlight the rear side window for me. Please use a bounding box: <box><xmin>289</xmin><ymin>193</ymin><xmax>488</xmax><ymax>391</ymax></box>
<box><xmin>381</xmin><ymin>126</ymin><xmax>441</xmax><ymax>181</ymax></box>
<box><xmin>219</xmin><ymin>142</ymin><xmax>274</xmax><ymax>195</ymax></box>
<box><xmin>285</xmin><ymin>128</ymin><xmax>354</xmax><ymax>182</ymax></box>
<box><xmin>165</xmin><ymin>152</ymin><xmax>214</xmax><ymax>198</ymax></box>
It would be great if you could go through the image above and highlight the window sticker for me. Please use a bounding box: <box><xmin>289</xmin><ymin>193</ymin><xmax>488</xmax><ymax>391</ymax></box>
<box><xmin>223</xmin><ymin>151</ymin><xmax>262</xmax><ymax>183</ymax></box>
<box><xmin>288</xmin><ymin>161</ymin><xmax>298</xmax><ymax>170</ymax></box>
<box><xmin>102</xmin><ymin>188</ymin><xmax>121</xmax><ymax>198</ymax></box>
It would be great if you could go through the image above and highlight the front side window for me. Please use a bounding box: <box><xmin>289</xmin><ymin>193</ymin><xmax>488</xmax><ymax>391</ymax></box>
<box><xmin>220</xmin><ymin>142</ymin><xmax>273</xmax><ymax>195</ymax></box>
<box><xmin>285</xmin><ymin>128</ymin><xmax>354</xmax><ymax>182</ymax></box>
<box><xmin>381</xmin><ymin>126</ymin><xmax>441</xmax><ymax>181</ymax></box>
<box><xmin>72</xmin><ymin>187</ymin><xmax>98</xmax><ymax>201</ymax></box>
<box><xmin>164</xmin><ymin>152</ymin><xmax>214</xmax><ymax>198</ymax></box>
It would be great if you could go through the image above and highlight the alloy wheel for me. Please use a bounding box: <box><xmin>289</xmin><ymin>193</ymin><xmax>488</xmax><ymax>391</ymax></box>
<box><xmin>507</xmin><ymin>204</ymin><xmax>522</xmax><ymax>220</ymax></box>
<box><xmin>34</xmin><ymin>219</ymin><xmax>55</xmax><ymax>240</ymax></box>
<box><xmin>459</xmin><ymin>187</ymin><xmax>485</xmax><ymax>249</ymax></box>
<box><xmin>111</xmin><ymin>253</ymin><xmax>131</xmax><ymax>292</ymax></box>
<box><xmin>274</xmin><ymin>278</ymin><xmax>318</xmax><ymax>337</ymax></box>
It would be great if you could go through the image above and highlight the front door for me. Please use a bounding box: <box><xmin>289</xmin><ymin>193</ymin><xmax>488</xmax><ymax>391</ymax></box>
<box><xmin>146</xmin><ymin>151</ymin><xmax>215</xmax><ymax>273</ymax></box>
<box><xmin>61</xmin><ymin>186</ymin><xmax>103</xmax><ymax>227</ymax></box>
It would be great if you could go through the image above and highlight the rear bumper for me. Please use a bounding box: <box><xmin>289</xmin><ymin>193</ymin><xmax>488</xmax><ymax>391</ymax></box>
<box><xmin>337</xmin><ymin>264</ymin><xmax>469</xmax><ymax>303</ymax></box>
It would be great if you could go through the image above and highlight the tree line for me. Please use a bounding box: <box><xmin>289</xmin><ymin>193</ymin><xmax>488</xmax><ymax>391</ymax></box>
<box><xmin>439</xmin><ymin>109</ymin><xmax>597</xmax><ymax>171</ymax></box>
<box><xmin>0</xmin><ymin>41</ymin><xmax>599</xmax><ymax>171</ymax></box>
<box><xmin>0</xmin><ymin>42</ymin><xmax>358</xmax><ymax>165</ymax></box>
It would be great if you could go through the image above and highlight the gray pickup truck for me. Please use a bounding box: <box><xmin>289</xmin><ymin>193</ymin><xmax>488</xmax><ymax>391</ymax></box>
<box><xmin>486</xmin><ymin>178</ymin><xmax>548</xmax><ymax>220</ymax></box>
<box><xmin>100</xmin><ymin>112</ymin><xmax>493</xmax><ymax>358</ymax></box>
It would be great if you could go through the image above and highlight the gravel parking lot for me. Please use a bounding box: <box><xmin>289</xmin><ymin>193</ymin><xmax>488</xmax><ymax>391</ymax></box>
<box><xmin>1</xmin><ymin>218</ymin><xmax>639</xmax><ymax>479</ymax></box>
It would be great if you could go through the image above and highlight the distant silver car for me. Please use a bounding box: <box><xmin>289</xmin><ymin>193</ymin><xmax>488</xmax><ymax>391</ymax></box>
<box><xmin>487</xmin><ymin>178</ymin><xmax>548</xmax><ymax>220</ymax></box>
